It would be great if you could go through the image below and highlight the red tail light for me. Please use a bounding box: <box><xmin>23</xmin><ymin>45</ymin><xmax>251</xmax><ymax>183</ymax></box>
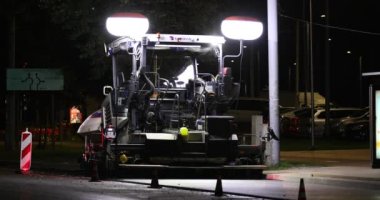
<box><xmin>291</xmin><ymin>117</ymin><xmax>300</xmax><ymax>126</ymax></box>
<box><xmin>289</xmin><ymin>117</ymin><xmax>300</xmax><ymax>133</ymax></box>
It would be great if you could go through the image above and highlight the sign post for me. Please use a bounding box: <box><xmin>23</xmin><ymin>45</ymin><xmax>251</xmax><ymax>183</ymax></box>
<box><xmin>20</xmin><ymin>128</ymin><xmax>32</xmax><ymax>174</ymax></box>
<box><xmin>370</xmin><ymin>85</ymin><xmax>380</xmax><ymax>168</ymax></box>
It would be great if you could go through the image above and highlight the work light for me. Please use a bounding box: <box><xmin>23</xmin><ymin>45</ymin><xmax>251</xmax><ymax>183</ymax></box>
<box><xmin>106</xmin><ymin>12</ymin><xmax>149</xmax><ymax>37</ymax></box>
<box><xmin>221</xmin><ymin>16</ymin><xmax>263</xmax><ymax>40</ymax></box>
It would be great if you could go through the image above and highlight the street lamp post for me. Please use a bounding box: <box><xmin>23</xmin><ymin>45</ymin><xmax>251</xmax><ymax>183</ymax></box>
<box><xmin>267</xmin><ymin>0</ymin><xmax>280</xmax><ymax>166</ymax></box>
<box><xmin>309</xmin><ymin>0</ymin><xmax>316</xmax><ymax>149</ymax></box>
<box><xmin>324</xmin><ymin>0</ymin><xmax>331</xmax><ymax>138</ymax></box>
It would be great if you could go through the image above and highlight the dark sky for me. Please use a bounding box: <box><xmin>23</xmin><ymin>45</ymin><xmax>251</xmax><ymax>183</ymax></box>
<box><xmin>278</xmin><ymin>0</ymin><xmax>380</xmax><ymax>106</ymax></box>
<box><xmin>1</xmin><ymin>0</ymin><xmax>380</xmax><ymax>118</ymax></box>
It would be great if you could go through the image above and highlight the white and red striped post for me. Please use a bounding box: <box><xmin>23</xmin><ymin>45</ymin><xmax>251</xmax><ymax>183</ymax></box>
<box><xmin>20</xmin><ymin>128</ymin><xmax>32</xmax><ymax>174</ymax></box>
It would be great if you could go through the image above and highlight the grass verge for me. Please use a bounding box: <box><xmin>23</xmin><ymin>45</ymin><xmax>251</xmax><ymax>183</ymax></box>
<box><xmin>280</xmin><ymin>137</ymin><xmax>369</xmax><ymax>151</ymax></box>
<box><xmin>0</xmin><ymin>137</ymin><xmax>84</xmax><ymax>165</ymax></box>
<box><xmin>267</xmin><ymin>160</ymin><xmax>326</xmax><ymax>171</ymax></box>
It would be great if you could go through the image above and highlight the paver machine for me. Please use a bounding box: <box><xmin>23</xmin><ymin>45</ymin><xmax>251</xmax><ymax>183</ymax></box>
<box><xmin>77</xmin><ymin>13</ymin><xmax>265</xmax><ymax>173</ymax></box>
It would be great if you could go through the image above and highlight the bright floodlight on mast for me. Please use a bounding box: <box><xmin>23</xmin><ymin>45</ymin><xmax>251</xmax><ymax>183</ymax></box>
<box><xmin>221</xmin><ymin>16</ymin><xmax>263</xmax><ymax>40</ymax></box>
<box><xmin>106</xmin><ymin>12</ymin><xmax>149</xmax><ymax>37</ymax></box>
<box><xmin>220</xmin><ymin>16</ymin><xmax>263</xmax><ymax>74</ymax></box>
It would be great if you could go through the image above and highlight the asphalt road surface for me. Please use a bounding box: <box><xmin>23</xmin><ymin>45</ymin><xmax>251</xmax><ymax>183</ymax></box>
<box><xmin>2</xmin><ymin>166</ymin><xmax>380</xmax><ymax>200</ymax></box>
<box><xmin>1</xmin><ymin>149</ymin><xmax>380</xmax><ymax>199</ymax></box>
<box><xmin>0</xmin><ymin>168</ymin><xmax>255</xmax><ymax>200</ymax></box>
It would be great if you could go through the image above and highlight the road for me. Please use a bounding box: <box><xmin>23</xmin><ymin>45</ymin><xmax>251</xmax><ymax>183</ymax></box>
<box><xmin>0</xmin><ymin>168</ymin><xmax>253</xmax><ymax>200</ymax></box>
<box><xmin>1</xmin><ymin>165</ymin><xmax>380</xmax><ymax>200</ymax></box>
<box><xmin>1</xmin><ymin>146</ymin><xmax>380</xmax><ymax>200</ymax></box>
<box><xmin>115</xmin><ymin>177</ymin><xmax>380</xmax><ymax>200</ymax></box>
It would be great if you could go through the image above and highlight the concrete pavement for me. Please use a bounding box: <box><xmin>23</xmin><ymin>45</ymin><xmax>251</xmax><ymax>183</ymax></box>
<box><xmin>264</xmin><ymin>149</ymin><xmax>380</xmax><ymax>191</ymax></box>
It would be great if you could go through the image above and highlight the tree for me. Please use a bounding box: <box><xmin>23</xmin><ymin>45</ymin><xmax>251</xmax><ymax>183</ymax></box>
<box><xmin>2</xmin><ymin>0</ymin><xmax>35</xmax><ymax>151</ymax></box>
<box><xmin>39</xmin><ymin>0</ymin><xmax>224</xmax><ymax>70</ymax></box>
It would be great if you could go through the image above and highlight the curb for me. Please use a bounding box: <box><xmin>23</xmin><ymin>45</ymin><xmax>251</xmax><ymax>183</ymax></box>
<box><xmin>265</xmin><ymin>171</ymin><xmax>380</xmax><ymax>190</ymax></box>
<box><xmin>117</xmin><ymin>179</ymin><xmax>290</xmax><ymax>200</ymax></box>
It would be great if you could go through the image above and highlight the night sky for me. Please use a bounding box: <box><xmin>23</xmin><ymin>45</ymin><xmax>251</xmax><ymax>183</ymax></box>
<box><xmin>278</xmin><ymin>1</ymin><xmax>380</xmax><ymax>107</ymax></box>
<box><xmin>1</xmin><ymin>0</ymin><xmax>380</xmax><ymax>128</ymax></box>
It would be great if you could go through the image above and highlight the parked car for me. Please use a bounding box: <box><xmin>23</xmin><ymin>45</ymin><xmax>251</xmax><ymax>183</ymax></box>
<box><xmin>332</xmin><ymin>110</ymin><xmax>369</xmax><ymax>140</ymax></box>
<box><xmin>313</xmin><ymin>108</ymin><xmax>363</xmax><ymax>136</ymax></box>
<box><xmin>280</xmin><ymin>107</ymin><xmax>315</xmax><ymax>136</ymax></box>
<box><xmin>281</xmin><ymin>107</ymin><xmax>363</xmax><ymax>137</ymax></box>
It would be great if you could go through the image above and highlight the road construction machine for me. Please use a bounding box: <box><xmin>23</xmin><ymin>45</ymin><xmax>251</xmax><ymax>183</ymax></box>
<box><xmin>77</xmin><ymin>13</ymin><xmax>266</xmax><ymax>174</ymax></box>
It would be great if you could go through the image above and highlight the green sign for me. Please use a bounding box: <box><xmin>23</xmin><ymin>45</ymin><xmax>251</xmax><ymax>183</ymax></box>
<box><xmin>7</xmin><ymin>68</ymin><xmax>64</xmax><ymax>91</ymax></box>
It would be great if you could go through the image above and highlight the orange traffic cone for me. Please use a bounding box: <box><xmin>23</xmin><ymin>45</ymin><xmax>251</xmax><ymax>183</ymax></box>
<box><xmin>214</xmin><ymin>175</ymin><xmax>223</xmax><ymax>197</ymax></box>
<box><xmin>298</xmin><ymin>178</ymin><xmax>307</xmax><ymax>200</ymax></box>
<box><xmin>149</xmin><ymin>169</ymin><xmax>161</xmax><ymax>188</ymax></box>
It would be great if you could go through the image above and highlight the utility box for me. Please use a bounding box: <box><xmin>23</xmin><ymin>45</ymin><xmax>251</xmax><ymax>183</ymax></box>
<box><xmin>251</xmin><ymin>115</ymin><xmax>263</xmax><ymax>145</ymax></box>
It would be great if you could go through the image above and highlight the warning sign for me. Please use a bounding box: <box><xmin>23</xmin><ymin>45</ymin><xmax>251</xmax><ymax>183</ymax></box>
<box><xmin>70</xmin><ymin>106</ymin><xmax>83</xmax><ymax>124</ymax></box>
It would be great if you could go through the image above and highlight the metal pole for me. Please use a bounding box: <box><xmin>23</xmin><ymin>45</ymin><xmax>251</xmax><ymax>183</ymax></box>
<box><xmin>295</xmin><ymin>21</ymin><xmax>300</xmax><ymax>107</ymax></box>
<box><xmin>359</xmin><ymin>56</ymin><xmax>363</xmax><ymax>107</ymax></box>
<box><xmin>303</xmin><ymin>0</ymin><xmax>309</xmax><ymax>108</ymax></box>
<box><xmin>288</xmin><ymin>66</ymin><xmax>291</xmax><ymax>91</ymax></box>
<box><xmin>249</xmin><ymin>45</ymin><xmax>255</xmax><ymax>96</ymax></box>
<box><xmin>256</xmin><ymin>50</ymin><xmax>261</xmax><ymax>97</ymax></box>
<box><xmin>309</xmin><ymin>0</ymin><xmax>315</xmax><ymax>149</ymax></box>
<box><xmin>267</xmin><ymin>0</ymin><xmax>280</xmax><ymax>165</ymax></box>
<box><xmin>112</xmin><ymin>55</ymin><xmax>117</xmax><ymax>89</ymax></box>
<box><xmin>51</xmin><ymin>93</ymin><xmax>55</xmax><ymax>149</ymax></box>
<box><xmin>324</xmin><ymin>0</ymin><xmax>331</xmax><ymax>137</ymax></box>
<box><xmin>111</xmin><ymin>55</ymin><xmax>118</xmax><ymax>105</ymax></box>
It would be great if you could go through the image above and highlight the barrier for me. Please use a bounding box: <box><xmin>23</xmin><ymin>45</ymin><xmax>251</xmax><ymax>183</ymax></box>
<box><xmin>20</xmin><ymin>128</ymin><xmax>32</xmax><ymax>174</ymax></box>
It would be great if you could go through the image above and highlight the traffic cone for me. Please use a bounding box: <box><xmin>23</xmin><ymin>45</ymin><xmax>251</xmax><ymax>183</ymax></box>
<box><xmin>214</xmin><ymin>175</ymin><xmax>223</xmax><ymax>197</ymax></box>
<box><xmin>90</xmin><ymin>160</ymin><xmax>100</xmax><ymax>182</ymax></box>
<box><xmin>149</xmin><ymin>169</ymin><xmax>161</xmax><ymax>188</ymax></box>
<box><xmin>298</xmin><ymin>178</ymin><xmax>307</xmax><ymax>200</ymax></box>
